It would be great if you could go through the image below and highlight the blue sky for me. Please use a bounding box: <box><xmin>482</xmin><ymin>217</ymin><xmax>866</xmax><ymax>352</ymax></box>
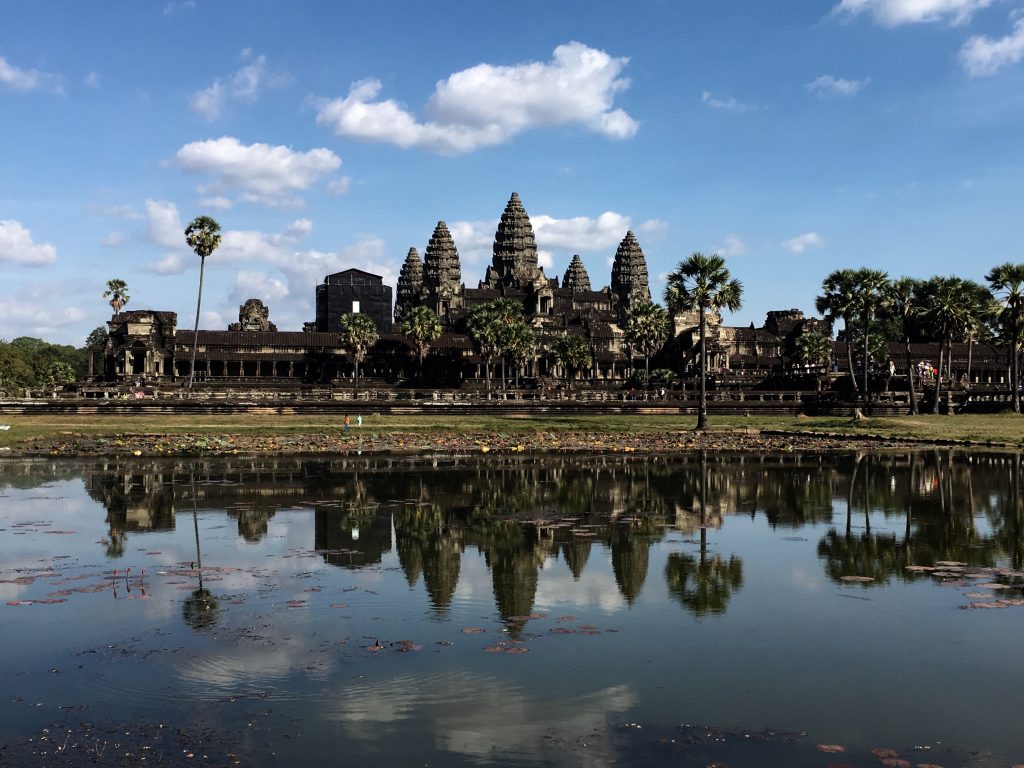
<box><xmin>2</xmin><ymin>0</ymin><xmax>1023</xmax><ymax>345</ymax></box>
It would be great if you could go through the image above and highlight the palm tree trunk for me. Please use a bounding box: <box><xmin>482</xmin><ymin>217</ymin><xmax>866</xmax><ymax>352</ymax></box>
<box><xmin>905</xmin><ymin>338</ymin><xmax>918</xmax><ymax>415</ymax></box>
<box><xmin>188</xmin><ymin>254</ymin><xmax>206</xmax><ymax>390</ymax></box>
<box><xmin>933</xmin><ymin>335</ymin><xmax>947</xmax><ymax>414</ymax></box>
<box><xmin>862</xmin><ymin>313</ymin><xmax>871</xmax><ymax>408</ymax></box>
<box><xmin>966</xmin><ymin>332</ymin><xmax>974</xmax><ymax>388</ymax></box>
<box><xmin>1013</xmin><ymin>322</ymin><xmax>1020</xmax><ymax>414</ymax></box>
<box><xmin>845</xmin><ymin>316</ymin><xmax>859</xmax><ymax>400</ymax></box>
<box><xmin>697</xmin><ymin>309</ymin><xmax>708</xmax><ymax>430</ymax></box>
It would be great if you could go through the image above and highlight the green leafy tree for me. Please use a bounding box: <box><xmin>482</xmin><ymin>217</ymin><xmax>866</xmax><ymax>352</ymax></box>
<box><xmin>794</xmin><ymin>331</ymin><xmax>833</xmax><ymax>368</ymax></box>
<box><xmin>103</xmin><ymin>279</ymin><xmax>129</xmax><ymax>317</ymax></box>
<box><xmin>85</xmin><ymin>326</ymin><xmax>108</xmax><ymax>379</ymax></box>
<box><xmin>986</xmin><ymin>263</ymin><xmax>1024</xmax><ymax>413</ymax></box>
<box><xmin>816</xmin><ymin>269</ymin><xmax>860</xmax><ymax>401</ymax></box>
<box><xmin>45</xmin><ymin>360</ymin><xmax>76</xmax><ymax>391</ymax></box>
<box><xmin>664</xmin><ymin>253</ymin><xmax>743</xmax><ymax>430</ymax></box>
<box><xmin>184</xmin><ymin>216</ymin><xmax>222</xmax><ymax>390</ymax></box>
<box><xmin>401</xmin><ymin>305</ymin><xmax>442</xmax><ymax>382</ymax></box>
<box><xmin>339</xmin><ymin>312</ymin><xmax>379</xmax><ymax>391</ymax></box>
<box><xmin>922</xmin><ymin>277</ymin><xmax>977</xmax><ymax>413</ymax></box>
<box><xmin>0</xmin><ymin>340</ymin><xmax>35</xmax><ymax>393</ymax></box>
<box><xmin>625</xmin><ymin>300</ymin><xmax>670</xmax><ymax>385</ymax></box>
<box><xmin>489</xmin><ymin>298</ymin><xmax>526</xmax><ymax>387</ymax></box>
<box><xmin>551</xmin><ymin>333</ymin><xmax>592</xmax><ymax>387</ymax></box>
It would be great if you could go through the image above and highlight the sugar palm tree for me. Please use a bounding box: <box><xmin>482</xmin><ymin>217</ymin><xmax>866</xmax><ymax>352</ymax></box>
<box><xmin>816</xmin><ymin>269</ymin><xmax>860</xmax><ymax>401</ymax></box>
<box><xmin>793</xmin><ymin>331</ymin><xmax>832</xmax><ymax>369</ymax></box>
<box><xmin>987</xmin><ymin>262</ymin><xmax>1024</xmax><ymax>413</ymax></box>
<box><xmin>664</xmin><ymin>253</ymin><xmax>743</xmax><ymax>430</ymax></box>
<box><xmin>184</xmin><ymin>216</ymin><xmax>222</xmax><ymax>390</ymax></box>
<box><xmin>923</xmin><ymin>276</ymin><xmax>972</xmax><ymax>413</ymax></box>
<box><xmin>338</xmin><ymin>312</ymin><xmax>379</xmax><ymax>392</ymax></box>
<box><xmin>551</xmin><ymin>333</ymin><xmax>592</xmax><ymax>388</ymax></box>
<box><xmin>466</xmin><ymin>303</ymin><xmax>501</xmax><ymax>391</ymax></box>
<box><xmin>103</xmin><ymin>279</ymin><xmax>129</xmax><ymax>317</ymax></box>
<box><xmin>490</xmin><ymin>298</ymin><xmax>525</xmax><ymax>388</ymax></box>
<box><xmin>853</xmin><ymin>268</ymin><xmax>890</xmax><ymax>407</ymax></box>
<box><xmin>625</xmin><ymin>300</ymin><xmax>670</xmax><ymax>386</ymax></box>
<box><xmin>885</xmin><ymin>277</ymin><xmax>925</xmax><ymax>415</ymax></box>
<box><xmin>401</xmin><ymin>305</ymin><xmax>442</xmax><ymax>382</ymax></box>
<box><xmin>506</xmin><ymin>321</ymin><xmax>537</xmax><ymax>387</ymax></box>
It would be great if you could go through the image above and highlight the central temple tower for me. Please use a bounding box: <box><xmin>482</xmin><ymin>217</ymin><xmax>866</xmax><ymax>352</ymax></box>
<box><xmin>480</xmin><ymin>192</ymin><xmax>548</xmax><ymax>290</ymax></box>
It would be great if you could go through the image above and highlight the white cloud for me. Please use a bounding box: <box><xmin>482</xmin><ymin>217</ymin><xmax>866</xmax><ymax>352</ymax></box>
<box><xmin>783</xmin><ymin>232</ymin><xmax>826</xmax><ymax>254</ymax></box>
<box><xmin>717</xmin><ymin>234</ymin><xmax>748</xmax><ymax>257</ymax></box>
<box><xmin>0</xmin><ymin>56</ymin><xmax>63</xmax><ymax>93</ymax></box>
<box><xmin>0</xmin><ymin>298</ymin><xmax>85</xmax><ymax>331</ymax></box>
<box><xmin>90</xmin><ymin>203</ymin><xmax>143</xmax><ymax>221</ymax></box>
<box><xmin>532</xmin><ymin>212</ymin><xmax>633</xmax><ymax>251</ymax></box>
<box><xmin>190</xmin><ymin>51</ymin><xmax>290</xmax><ymax>121</ymax></box>
<box><xmin>701</xmin><ymin>91</ymin><xmax>759</xmax><ymax>112</ymax></box>
<box><xmin>233</xmin><ymin>270</ymin><xmax>290</xmax><ymax>303</ymax></box>
<box><xmin>0</xmin><ymin>220</ymin><xmax>57</xmax><ymax>265</ymax></box>
<box><xmin>198</xmin><ymin>196</ymin><xmax>234</xmax><ymax>210</ymax></box>
<box><xmin>175</xmin><ymin>137</ymin><xmax>342</xmax><ymax>206</ymax></box>
<box><xmin>101</xmin><ymin>231</ymin><xmax>124</xmax><ymax>247</ymax></box>
<box><xmin>805</xmin><ymin>75</ymin><xmax>871</xmax><ymax>98</ymax></box>
<box><xmin>960</xmin><ymin>18</ymin><xmax>1024</xmax><ymax>76</ymax></box>
<box><xmin>832</xmin><ymin>0</ymin><xmax>993</xmax><ymax>26</ymax></box>
<box><xmin>145</xmin><ymin>199</ymin><xmax>184</xmax><ymax>248</ymax></box>
<box><xmin>327</xmin><ymin>176</ymin><xmax>351</xmax><ymax>195</ymax></box>
<box><xmin>315</xmin><ymin>42</ymin><xmax>638</xmax><ymax>154</ymax></box>
<box><xmin>84</xmin><ymin>71</ymin><xmax>100</xmax><ymax>88</ymax></box>
<box><xmin>163</xmin><ymin>0</ymin><xmax>196</xmax><ymax>15</ymax></box>
<box><xmin>145</xmin><ymin>252</ymin><xmax>187</xmax><ymax>275</ymax></box>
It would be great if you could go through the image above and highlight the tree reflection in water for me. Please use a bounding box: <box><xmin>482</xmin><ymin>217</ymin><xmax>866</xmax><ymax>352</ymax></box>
<box><xmin>182</xmin><ymin>468</ymin><xmax>221</xmax><ymax>632</ymax></box>
<box><xmin>56</xmin><ymin>450</ymin><xmax>1024</xmax><ymax>621</ymax></box>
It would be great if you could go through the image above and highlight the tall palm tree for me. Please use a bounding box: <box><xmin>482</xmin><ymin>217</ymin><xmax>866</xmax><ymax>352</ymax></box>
<box><xmin>923</xmin><ymin>276</ymin><xmax>972</xmax><ymax>413</ymax></box>
<box><xmin>664</xmin><ymin>253</ymin><xmax>743</xmax><ymax>430</ymax></box>
<box><xmin>551</xmin><ymin>333</ymin><xmax>592</xmax><ymax>387</ymax></box>
<box><xmin>793</xmin><ymin>331</ymin><xmax>832</xmax><ymax>369</ymax></box>
<box><xmin>103</xmin><ymin>279</ymin><xmax>129</xmax><ymax>317</ymax></box>
<box><xmin>490</xmin><ymin>298</ymin><xmax>525</xmax><ymax>388</ymax></box>
<box><xmin>506</xmin><ymin>321</ymin><xmax>537</xmax><ymax>387</ymax></box>
<box><xmin>987</xmin><ymin>262</ymin><xmax>1024</xmax><ymax>413</ymax></box>
<box><xmin>853</xmin><ymin>268</ymin><xmax>890</xmax><ymax>407</ymax></box>
<box><xmin>184</xmin><ymin>216</ymin><xmax>222</xmax><ymax>390</ymax></box>
<box><xmin>338</xmin><ymin>312</ymin><xmax>379</xmax><ymax>392</ymax></box>
<box><xmin>816</xmin><ymin>269</ymin><xmax>860</xmax><ymax>401</ymax></box>
<box><xmin>466</xmin><ymin>303</ymin><xmax>501</xmax><ymax>391</ymax></box>
<box><xmin>625</xmin><ymin>300</ymin><xmax>670</xmax><ymax>385</ymax></box>
<box><xmin>885</xmin><ymin>277</ymin><xmax>925</xmax><ymax>415</ymax></box>
<box><xmin>401</xmin><ymin>305</ymin><xmax>442</xmax><ymax>382</ymax></box>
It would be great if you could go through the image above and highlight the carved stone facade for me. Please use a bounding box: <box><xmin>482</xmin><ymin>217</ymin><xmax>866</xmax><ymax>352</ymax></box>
<box><xmin>562</xmin><ymin>255</ymin><xmax>592</xmax><ymax>293</ymax></box>
<box><xmin>394</xmin><ymin>247</ymin><xmax>424</xmax><ymax>323</ymax></box>
<box><xmin>229</xmin><ymin>299</ymin><xmax>277</xmax><ymax>332</ymax></box>
<box><xmin>610</xmin><ymin>230</ymin><xmax>651</xmax><ymax>320</ymax></box>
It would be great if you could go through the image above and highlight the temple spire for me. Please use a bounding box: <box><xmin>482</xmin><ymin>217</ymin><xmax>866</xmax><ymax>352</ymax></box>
<box><xmin>482</xmin><ymin>192</ymin><xmax>541</xmax><ymax>289</ymax></box>
<box><xmin>610</xmin><ymin>230</ymin><xmax>651</xmax><ymax>319</ymax></box>
<box><xmin>421</xmin><ymin>221</ymin><xmax>462</xmax><ymax>321</ymax></box>
<box><xmin>395</xmin><ymin>247</ymin><xmax>424</xmax><ymax>323</ymax></box>
<box><xmin>562</xmin><ymin>254</ymin><xmax>591</xmax><ymax>292</ymax></box>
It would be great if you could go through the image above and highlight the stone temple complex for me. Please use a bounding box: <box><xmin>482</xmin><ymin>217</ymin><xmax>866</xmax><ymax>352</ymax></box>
<box><xmin>104</xmin><ymin>190</ymin><xmax>979</xmax><ymax>393</ymax></box>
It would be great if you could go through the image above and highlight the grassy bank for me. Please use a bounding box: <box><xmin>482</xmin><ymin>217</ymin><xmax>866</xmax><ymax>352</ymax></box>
<box><xmin>2</xmin><ymin>412</ymin><xmax>1023</xmax><ymax>451</ymax></box>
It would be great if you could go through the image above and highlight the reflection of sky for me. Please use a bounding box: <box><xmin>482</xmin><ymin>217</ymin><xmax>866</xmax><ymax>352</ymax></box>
<box><xmin>2</xmin><ymin>457</ymin><xmax>1024</xmax><ymax>766</ymax></box>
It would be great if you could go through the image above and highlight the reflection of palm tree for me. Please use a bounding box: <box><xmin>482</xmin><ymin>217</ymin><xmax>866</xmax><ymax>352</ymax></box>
<box><xmin>665</xmin><ymin>452</ymin><xmax>744</xmax><ymax>617</ymax></box>
<box><xmin>182</xmin><ymin>472</ymin><xmax>220</xmax><ymax>632</ymax></box>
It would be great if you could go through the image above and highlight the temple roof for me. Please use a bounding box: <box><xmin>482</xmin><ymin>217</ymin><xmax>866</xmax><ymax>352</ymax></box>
<box><xmin>422</xmin><ymin>221</ymin><xmax>461</xmax><ymax>293</ymax></box>
<box><xmin>563</xmin><ymin>254</ymin><xmax>592</xmax><ymax>292</ymax></box>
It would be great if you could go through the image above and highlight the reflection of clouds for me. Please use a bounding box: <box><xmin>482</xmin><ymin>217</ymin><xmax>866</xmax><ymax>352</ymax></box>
<box><xmin>788</xmin><ymin>566</ymin><xmax>823</xmax><ymax>593</ymax></box>
<box><xmin>175</xmin><ymin>633</ymin><xmax>333</xmax><ymax>693</ymax></box>
<box><xmin>535</xmin><ymin>567</ymin><xmax>625</xmax><ymax>613</ymax></box>
<box><xmin>329</xmin><ymin>671</ymin><xmax>637</xmax><ymax>764</ymax></box>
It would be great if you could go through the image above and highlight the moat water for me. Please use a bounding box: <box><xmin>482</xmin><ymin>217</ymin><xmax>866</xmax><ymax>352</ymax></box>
<box><xmin>1</xmin><ymin>452</ymin><xmax>1022</xmax><ymax>767</ymax></box>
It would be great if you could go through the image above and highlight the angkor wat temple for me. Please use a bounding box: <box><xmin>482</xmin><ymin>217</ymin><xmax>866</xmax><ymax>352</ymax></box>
<box><xmin>98</xmin><ymin>191</ymin><xmax>1005</xmax><ymax>394</ymax></box>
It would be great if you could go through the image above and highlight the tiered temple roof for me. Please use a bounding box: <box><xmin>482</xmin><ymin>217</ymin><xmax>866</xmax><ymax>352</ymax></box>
<box><xmin>422</xmin><ymin>221</ymin><xmax>462</xmax><ymax>296</ymax></box>
<box><xmin>481</xmin><ymin>192</ymin><xmax>546</xmax><ymax>290</ymax></box>
<box><xmin>610</xmin><ymin>230</ymin><xmax>651</xmax><ymax>319</ymax></box>
<box><xmin>395</xmin><ymin>247</ymin><xmax>424</xmax><ymax>322</ymax></box>
<box><xmin>562</xmin><ymin>254</ymin><xmax>592</xmax><ymax>292</ymax></box>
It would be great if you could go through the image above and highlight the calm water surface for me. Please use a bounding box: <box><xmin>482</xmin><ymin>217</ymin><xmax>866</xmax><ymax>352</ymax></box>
<box><xmin>1</xmin><ymin>451</ymin><xmax>1022</xmax><ymax>767</ymax></box>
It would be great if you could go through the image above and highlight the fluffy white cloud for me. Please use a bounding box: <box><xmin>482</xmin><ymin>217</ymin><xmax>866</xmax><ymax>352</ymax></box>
<box><xmin>233</xmin><ymin>270</ymin><xmax>290</xmax><ymax>304</ymax></box>
<box><xmin>717</xmin><ymin>234</ymin><xmax>748</xmax><ymax>257</ymax></box>
<box><xmin>145</xmin><ymin>199</ymin><xmax>184</xmax><ymax>248</ymax></box>
<box><xmin>145</xmin><ymin>252</ymin><xmax>187</xmax><ymax>275</ymax></box>
<box><xmin>0</xmin><ymin>298</ymin><xmax>85</xmax><ymax>333</ymax></box>
<box><xmin>783</xmin><ymin>232</ymin><xmax>826</xmax><ymax>253</ymax></box>
<box><xmin>198</xmin><ymin>195</ymin><xmax>234</xmax><ymax>210</ymax></box>
<box><xmin>175</xmin><ymin>137</ymin><xmax>342</xmax><ymax>206</ymax></box>
<box><xmin>0</xmin><ymin>220</ymin><xmax>57</xmax><ymax>265</ymax></box>
<box><xmin>0</xmin><ymin>56</ymin><xmax>63</xmax><ymax>93</ymax></box>
<box><xmin>101</xmin><ymin>231</ymin><xmax>124</xmax><ymax>247</ymax></box>
<box><xmin>701</xmin><ymin>91</ymin><xmax>758</xmax><ymax>112</ymax></box>
<box><xmin>315</xmin><ymin>42</ymin><xmax>638</xmax><ymax>154</ymax></box>
<box><xmin>190</xmin><ymin>51</ymin><xmax>290</xmax><ymax>121</ymax></box>
<box><xmin>805</xmin><ymin>75</ymin><xmax>871</xmax><ymax>98</ymax></box>
<box><xmin>90</xmin><ymin>203</ymin><xmax>143</xmax><ymax>221</ymax></box>
<box><xmin>327</xmin><ymin>176</ymin><xmax>351</xmax><ymax>195</ymax></box>
<box><xmin>833</xmin><ymin>0</ymin><xmax>993</xmax><ymax>26</ymax></box>
<box><xmin>961</xmin><ymin>18</ymin><xmax>1024</xmax><ymax>76</ymax></box>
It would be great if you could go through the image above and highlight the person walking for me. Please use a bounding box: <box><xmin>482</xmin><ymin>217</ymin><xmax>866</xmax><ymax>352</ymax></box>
<box><xmin>343</xmin><ymin>414</ymin><xmax>351</xmax><ymax>433</ymax></box>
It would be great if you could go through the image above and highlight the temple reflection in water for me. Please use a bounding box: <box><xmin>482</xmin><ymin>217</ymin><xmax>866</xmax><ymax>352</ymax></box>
<box><xmin>4</xmin><ymin>450</ymin><xmax>1022</xmax><ymax>619</ymax></box>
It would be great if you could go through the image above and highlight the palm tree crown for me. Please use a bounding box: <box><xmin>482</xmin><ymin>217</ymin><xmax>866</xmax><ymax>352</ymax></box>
<box><xmin>103</xmin><ymin>279</ymin><xmax>130</xmax><ymax>316</ymax></box>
